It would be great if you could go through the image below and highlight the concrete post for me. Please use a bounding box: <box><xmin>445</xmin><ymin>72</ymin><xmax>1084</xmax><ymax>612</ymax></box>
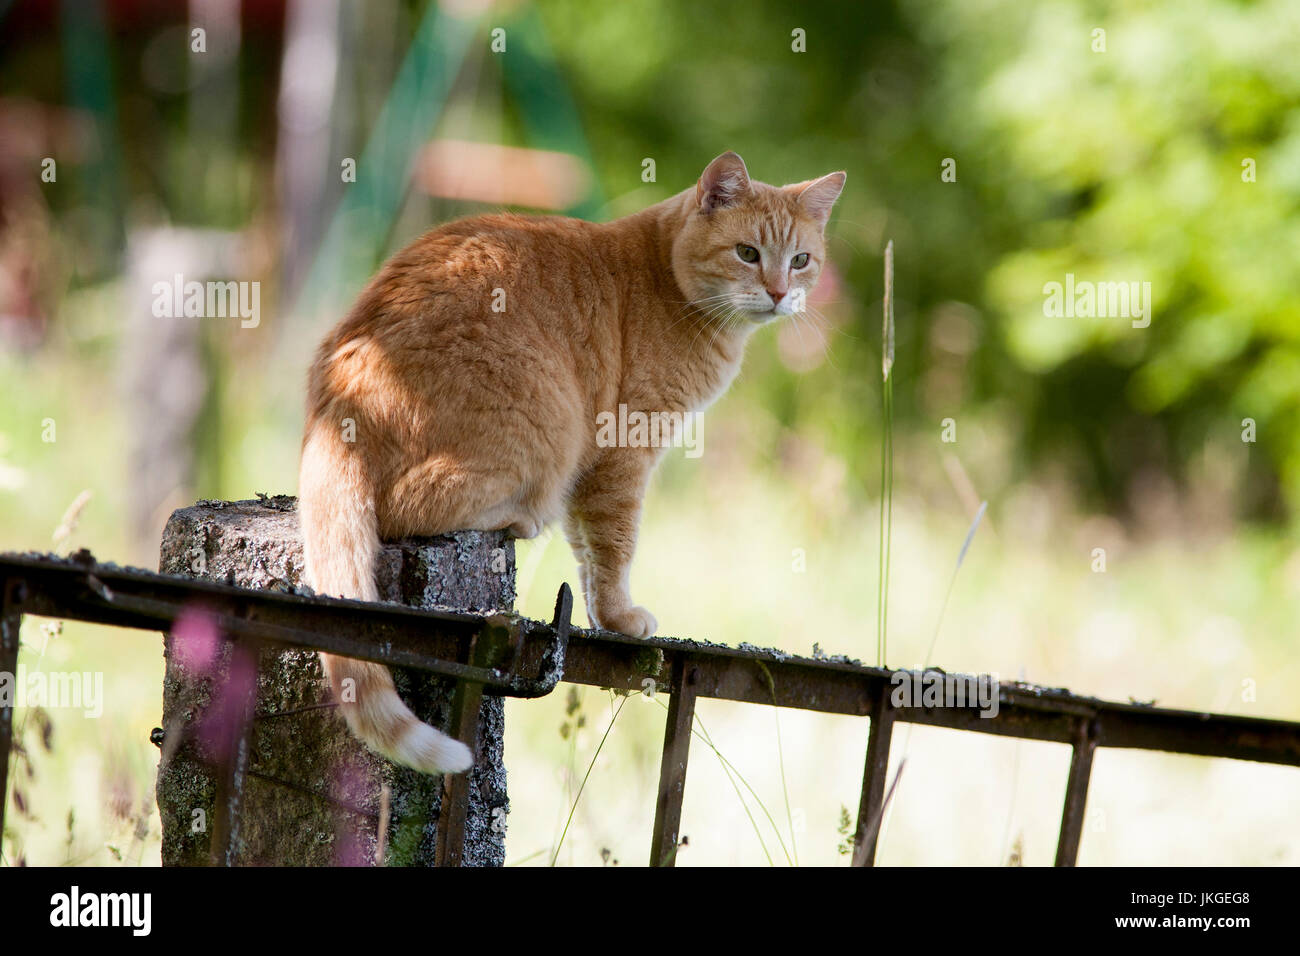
<box><xmin>155</xmin><ymin>496</ymin><xmax>513</xmax><ymax>866</ymax></box>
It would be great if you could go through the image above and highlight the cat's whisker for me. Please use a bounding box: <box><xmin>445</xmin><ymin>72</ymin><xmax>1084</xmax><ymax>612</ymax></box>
<box><xmin>664</xmin><ymin>294</ymin><xmax>737</xmax><ymax>335</ymax></box>
<box><xmin>703</xmin><ymin>310</ymin><xmax>745</xmax><ymax>360</ymax></box>
<box><xmin>686</xmin><ymin>311</ymin><xmax>719</xmax><ymax>354</ymax></box>
<box><xmin>688</xmin><ymin>303</ymin><xmax>736</xmax><ymax>355</ymax></box>
<box><xmin>668</xmin><ymin>293</ymin><xmax>734</xmax><ymax>305</ymax></box>
<box><xmin>696</xmin><ymin>303</ymin><xmax>748</xmax><ymax>351</ymax></box>
<box><xmin>799</xmin><ymin>303</ymin><xmax>862</xmax><ymax>344</ymax></box>
<box><xmin>787</xmin><ymin>307</ymin><xmax>842</xmax><ymax>371</ymax></box>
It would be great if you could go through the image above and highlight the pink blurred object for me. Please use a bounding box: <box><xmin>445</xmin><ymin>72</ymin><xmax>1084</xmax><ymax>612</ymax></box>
<box><xmin>193</xmin><ymin>643</ymin><xmax>258</xmax><ymax>766</ymax></box>
<box><xmin>778</xmin><ymin>260</ymin><xmax>845</xmax><ymax>373</ymax></box>
<box><xmin>175</xmin><ymin>605</ymin><xmax>258</xmax><ymax>765</ymax></box>
<box><xmin>170</xmin><ymin>605</ymin><xmax>222</xmax><ymax>674</ymax></box>
<box><xmin>331</xmin><ymin>756</ymin><xmax>376</xmax><ymax>867</ymax></box>
<box><xmin>412</xmin><ymin>139</ymin><xmax>591</xmax><ymax>210</ymax></box>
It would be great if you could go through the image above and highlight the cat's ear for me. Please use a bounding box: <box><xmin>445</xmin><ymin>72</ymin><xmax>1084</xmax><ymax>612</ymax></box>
<box><xmin>792</xmin><ymin>171</ymin><xmax>847</xmax><ymax>228</ymax></box>
<box><xmin>696</xmin><ymin>151</ymin><xmax>751</xmax><ymax>213</ymax></box>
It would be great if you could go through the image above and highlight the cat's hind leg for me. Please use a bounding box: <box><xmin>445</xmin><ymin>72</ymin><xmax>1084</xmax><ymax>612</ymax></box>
<box><xmin>382</xmin><ymin>455</ymin><xmax>564</xmax><ymax>543</ymax></box>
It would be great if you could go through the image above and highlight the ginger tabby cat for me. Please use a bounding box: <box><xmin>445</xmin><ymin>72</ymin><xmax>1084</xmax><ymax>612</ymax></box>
<box><xmin>299</xmin><ymin>151</ymin><xmax>845</xmax><ymax>772</ymax></box>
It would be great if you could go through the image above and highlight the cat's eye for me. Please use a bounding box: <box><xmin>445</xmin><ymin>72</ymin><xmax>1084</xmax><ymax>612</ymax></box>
<box><xmin>735</xmin><ymin>244</ymin><xmax>760</xmax><ymax>264</ymax></box>
<box><xmin>791</xmin><ymin>252</ymin><xmax>810</xmax><ymax>269</ymax></box>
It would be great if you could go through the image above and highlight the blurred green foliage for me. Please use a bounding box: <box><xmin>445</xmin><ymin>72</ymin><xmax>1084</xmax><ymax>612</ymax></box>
<box><xmin>3</xmin><ymin>0</ymin><xmax>1300</xmax><ymax>521</ymax></box>
<box><xmin>533</xmin><ymin>0</ymin><xmax>1300</xmax><ymax>520</ymax></box>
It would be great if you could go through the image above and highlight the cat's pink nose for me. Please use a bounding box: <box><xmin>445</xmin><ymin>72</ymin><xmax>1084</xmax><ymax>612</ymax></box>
<box><xmin>767</xmin><ymin>288</ymin><xmax>786</xmax><ymax>304</ymax></box>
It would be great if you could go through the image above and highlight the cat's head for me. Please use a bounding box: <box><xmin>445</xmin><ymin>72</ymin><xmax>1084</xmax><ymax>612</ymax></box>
<box><xmin>672</xmin><ymin>151</ymin><xmax>845</xmax><ymax>323</ymax></box>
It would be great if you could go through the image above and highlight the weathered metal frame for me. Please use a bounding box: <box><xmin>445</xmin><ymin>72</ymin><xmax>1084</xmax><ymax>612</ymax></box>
<box><xmin>2</xmin><ymin>551</ymin><xmax>1298</xmax><ymax>867</ymax></box>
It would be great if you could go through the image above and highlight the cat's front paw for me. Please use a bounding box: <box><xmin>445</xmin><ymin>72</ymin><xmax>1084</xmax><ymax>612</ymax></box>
<box><xmin>594</xmin><ymin>603</ymin><xmax>658</xmax><ymax>638</ymax></box>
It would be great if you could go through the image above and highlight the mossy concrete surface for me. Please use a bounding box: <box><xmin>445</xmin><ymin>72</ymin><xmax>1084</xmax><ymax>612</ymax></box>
<box><xmin>156</xmin><ymin>497</ymin><xmax>514</xmax><ymax>866</ymax></box>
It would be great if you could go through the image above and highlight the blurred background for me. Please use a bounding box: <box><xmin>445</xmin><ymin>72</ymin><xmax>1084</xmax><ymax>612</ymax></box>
<box><xmin>2</xmin><ymin>0</ymin><xmax>1299</xmax><ymax>866</ymax></box>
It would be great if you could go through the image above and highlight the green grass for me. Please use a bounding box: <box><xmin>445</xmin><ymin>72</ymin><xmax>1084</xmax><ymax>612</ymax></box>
<box><xmin>501</xmin><ymin>468</ymin><xmax>1300</xmax><ymax>864</ymax></box>
<box><xmin>550</xmin><ymin>692</ymin><xmax>628</xmax><ymax>866</ymax></box>
<box><xmin>5</xmin><ymin>303</ymin><xmax>1300</xmax><ymax>866</ymax></box>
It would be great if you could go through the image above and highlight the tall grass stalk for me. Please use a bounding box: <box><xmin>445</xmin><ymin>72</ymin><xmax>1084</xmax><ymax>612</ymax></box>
<box><xmin>856</xmin><ymin>757</ymin><xmax>907</xmax><ymax>857</ymax></box>
<box><xmin>3</xmin><ymin>490</ymin><xmax>91</xmax><ymax>866</ymax></box>
<box><xmin>923</xmin><ymin>500</ymin><xmax>987</xmax><ymax>667</ymax></box>
<box><xmin>655</xmin><ymin>698</ymin><xmax>793</xmax><ymax>865</ymax></box>
<box><xmin>506</xmin><ymin>848</ymin><xmax>548</xmax><ymax>866</ymax></box>
<box><xmin>877</xmin><ymin>241</ymin><xmax>895</xmax><ymax>667</ymax></box>
<box><xmin>757</xmin><ymin>662</ymin><xmax>798</xmax><ymax>865</ymax></box>
<box><xmin>998</xmin><ymin>735</ymin><xmax>1023</xmax><ymax>866</ymax></box>
<box><xmin>549</xmin><ymin>701</ymin><xmax>579</xmax><ymax>852</ymax></box>
<box><xmin>550</xmin><ymin>693</ymin><xmax>628</xmax><ymax>866</ymax></box>
<box><xmin>651</xmin><ymin>697</ymin><xmax>773</xmax><ymax>864</ymax></box>
<box><xmin>879</xmin><ymin>501</ymin><xmax>988</xmax><ymax>856</ymax></box>
<box><xmin>690</xmin><ymin>725</ymin><xmax>773</xmax><ymax>866</ymax></box>
<box><xmin>771</xmin><ymin>708</ymin><xmax>798</xmax><ymax>866</ymax></box>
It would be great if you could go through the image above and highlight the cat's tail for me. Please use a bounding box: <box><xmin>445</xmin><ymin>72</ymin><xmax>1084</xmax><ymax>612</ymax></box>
<box><xmin>298</xmin><ymin>425</ymin><xmax>473</xmax><ymax>775</ymax></box>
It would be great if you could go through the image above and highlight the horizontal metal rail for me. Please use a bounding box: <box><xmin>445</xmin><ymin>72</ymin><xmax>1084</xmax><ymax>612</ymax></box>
<box><xmin>2</xmin><ymin>550</ymin><xmax>1298</xmax><ymax>866</ymax></box>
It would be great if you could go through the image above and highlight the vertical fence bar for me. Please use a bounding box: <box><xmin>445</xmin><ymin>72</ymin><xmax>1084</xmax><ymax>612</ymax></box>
<box><xmin>0</xmin><ymin>578</ymin><xmax>23</xmax><ymax>839</ymax></box>
<box><xmin>1055</xmin><ymin>716</ymin><xmax>1099</xmax><ymax>867</ymax></box>
<box><xmin>435</xmin><ymin>585</ymin><xmax>571</xmax><ymax>866</ymax></box>
<box><xmin>851</xmin><ymin>684</ymin><xmax>896</xmax><ymax>867</ymax></box>
<box><xmin>208</xmin><ymin>638</ymin><xmax>261</xmax><ymax>866</ymax></box>
<box><xmin>649</xmin><ymin>654</ymin><xmax>697</xmax><ymax>867</ymax></box>
<box><xmin>433</xmin><ymin>672</ymin><xmax>484</xmax><ymax>867</ymax></box>
<box><xmin>433</xmin><ymin>614</ymin><xmax>514</xmax><ymax>867</ymax></box>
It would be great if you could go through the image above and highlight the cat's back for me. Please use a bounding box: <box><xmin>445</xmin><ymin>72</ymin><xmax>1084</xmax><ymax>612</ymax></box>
<box><xmin>310</xmin><ymin>208</ymin><xmax>639</xmax><ymax>417</ymax></box>
<box><xmin>392</xmin><ymin>211</ymin><xmax>603</xmax><ymax>289</ymax></box>
<box><xmin>331</xmin><ymin>211</ymin><xmax>616</xmax><ymax>338</ymax></box>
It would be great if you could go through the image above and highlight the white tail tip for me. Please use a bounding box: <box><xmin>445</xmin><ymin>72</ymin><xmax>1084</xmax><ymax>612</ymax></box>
<box><xmin>392</xmin><ymin>723</ymin><xmax>474</xmax><ymax>774</ymax></box>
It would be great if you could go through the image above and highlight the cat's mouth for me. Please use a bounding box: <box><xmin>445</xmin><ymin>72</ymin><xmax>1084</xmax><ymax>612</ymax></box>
<box><xmin>698</xmin><ymin>297</ymin><xmax>780</xmax><ymax>323</ymax></box>
<box><xmin>702</xmin><ymin>293</ymin><xmax>784</xmax><ymax>323</ymax></box>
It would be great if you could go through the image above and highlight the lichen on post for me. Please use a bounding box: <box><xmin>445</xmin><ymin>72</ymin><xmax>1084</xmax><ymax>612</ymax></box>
<box><xmin>155</xmin><ymin>496</ymin><xmax>514</xmax><ymax>866</ymax></box>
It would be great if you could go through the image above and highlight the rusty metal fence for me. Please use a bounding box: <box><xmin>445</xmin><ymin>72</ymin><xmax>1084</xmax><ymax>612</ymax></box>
<box><xmin>3</xmin><ymin>549</ymin><xmax>1298</xmax><ymax>866</ymax></box>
